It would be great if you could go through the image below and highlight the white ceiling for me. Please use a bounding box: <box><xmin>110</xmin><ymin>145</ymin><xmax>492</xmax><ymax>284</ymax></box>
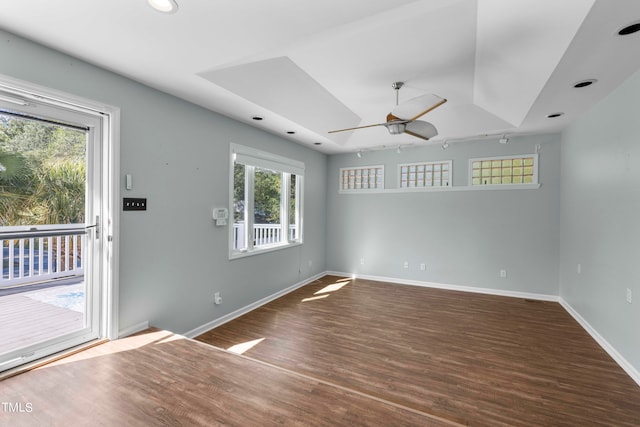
<box><xmin>1</xmin><ymin>0</ymin><xmax>640</xmax><ymax>153</ymax></box>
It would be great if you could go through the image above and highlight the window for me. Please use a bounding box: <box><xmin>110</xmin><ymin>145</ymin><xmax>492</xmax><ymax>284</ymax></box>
<box><xmin>230</xmin><ymin>144</ymin><xmax>304</xmax><ymax>258</ymax></box>
<box><xmin>399</xmin><ymin>161</ymin><xmax>451</xmax><ymax>188</ymax></box>
<box><xmin>340</xmin><ymin>165</ymin><xmax>384</xmax><ymax>192</ymax></box>
<box><xmin>470</xmin><ymin>154</ymin><xmax>538</xmax><ymax>186</ymax></box>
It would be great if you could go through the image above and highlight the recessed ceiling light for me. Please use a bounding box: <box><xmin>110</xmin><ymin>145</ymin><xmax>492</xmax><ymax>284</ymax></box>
<box><xmin>547</xmin><ymin>112</ymin><xmax>564</xmax><ymax>118</ymax></box>
<box><xmin>618</xmin><ymin>21</ymin><xmax>640</xmax><ymax>36</ymax></box>
<box><xmin>286</xmin><ymin>131</ymin><xmax>296</xmax><ymax>135</ymax></box>
<box><xmin>573</xmin><ymin>79</ymin><xmax>597</xmax><ymax>88</ymax></box>
<box><xmin>148</xmin><ymin>0</ymin><xmax>179</xmax><ymax>14</ymax></box>
<box><xmin>251</xmin><ymin>116</ymin><xmax>263</xmax><ymax>121</ymax></box>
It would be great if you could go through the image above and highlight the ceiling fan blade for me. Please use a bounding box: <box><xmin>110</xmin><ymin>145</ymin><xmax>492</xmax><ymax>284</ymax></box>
<box><xmin>328</xmin><ymin>122</ymin><xmax>387</xmax><ymax>133</ymax></box>
<box><xmin>392</xmin><ymin>94</ymin><xmax>447</xmax><ymax>121</ymax></box>
<box><xmin>404</xmin><ymin>120</ymin><xmax>438</xmax><ymax>141</ymax></box>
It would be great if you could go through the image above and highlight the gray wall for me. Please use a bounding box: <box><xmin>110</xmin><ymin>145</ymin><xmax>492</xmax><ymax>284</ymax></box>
<box><xmin>326</xmin><ymin>135</ymin><xmax>561</xmax><ymax>296</ymax></box>
<box><xmin>0</xmin><ymin>30</ymin><xmax>327</xmax><ymax>334</ymax></box>
<box><xmin>559</xmin><ymin>68</ymin><xmax>640</xmax><ymax>370</ymax></box>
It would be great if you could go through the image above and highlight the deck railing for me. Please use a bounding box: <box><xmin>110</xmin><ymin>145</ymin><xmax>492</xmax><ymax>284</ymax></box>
<box><xmin>233</xmin><ymin>222</ymin><xmax>297</xmax><ymax>249</ymax></box>
<box><xmin>1</xmin><ymin>224</ymin><xmax>85</xmax><ymax>288</ymax></box>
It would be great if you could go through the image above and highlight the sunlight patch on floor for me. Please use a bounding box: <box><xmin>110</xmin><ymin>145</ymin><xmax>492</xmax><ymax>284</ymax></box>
<box><xmin>227</xmin><ymin>338</ymin><xmax>265</xmax><ymax>355</ymax></box>
<box><xmin>314</xmin><ymin>280</ymin><xmax>350</xmax><ymax>295</ymax></box>
<box><xmin>301</xmin><ymin>294</ymin><xmax>329</xmax><ymax>303</ymax></box>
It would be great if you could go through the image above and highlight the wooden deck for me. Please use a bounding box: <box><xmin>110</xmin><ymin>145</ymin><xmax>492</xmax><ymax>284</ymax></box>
<box><xmin>0</xmin><ymin>279</ymin><xmax>84</xmax><ymax>355</ymax></box>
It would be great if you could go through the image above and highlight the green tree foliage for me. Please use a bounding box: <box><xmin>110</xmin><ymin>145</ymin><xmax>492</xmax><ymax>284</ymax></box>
<box><xmin>233</xmin><ymin>164</ymin><xmax>283</xmax><ymax>224</ymax></box>
<box><xmin>254</xmin><ymin>168</ymin><xmax>280</xmax><ymax>223</ymax></box>
<box><xmin>0</xmin><ymin>114</ymin><xmax>86</xmax><ymax>226</ymax></box>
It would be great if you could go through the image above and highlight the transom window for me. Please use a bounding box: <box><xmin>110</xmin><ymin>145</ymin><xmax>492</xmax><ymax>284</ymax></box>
<box><xmin>399</xmin><ymin>161</ymin><xmax>451</xmax><ymax>188</ymax></box>
<box><xmin>340</xmin><ymin>166</ymin><xmax>384</xmax><ymax>192</ymax></box>
<box><xmin>230</xmin><ymin>144</ymin><xmax>304</xmax><ymax>258</ymax></box>
<box><xmin>470</xmin><ymin>154</ymin><xmax>538</xmax><ymax>186</ymax></box>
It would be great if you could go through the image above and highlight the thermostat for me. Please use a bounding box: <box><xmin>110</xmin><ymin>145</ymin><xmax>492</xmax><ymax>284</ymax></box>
<box><xmin>213</xmin><ymin>208</ymin><xmax>228</xmax><ymax>226</ymax></box>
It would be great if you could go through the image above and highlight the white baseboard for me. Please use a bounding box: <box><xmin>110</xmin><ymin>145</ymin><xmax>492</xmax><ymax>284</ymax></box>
<box><xmin>183</xmin><ymin>272</ymin><xmax>325</xmax><ymax>339</ymax></box>
<box><xmin>118</xmin><ymin>320</ymin><xmax>149</xmax><ymax>338</ymax></box>
<box><xmin>559</xmin><ymin>299</ymin><xmax>640</xmax><ymax>387</ymax></box>
<box><xmin>326</xmin><ymin>271</ymin><xmax>559</xmax><ymax>302</ymax></box>
<box><xmin>184</xmin><ymin>270</ymin><xmax>640</xmax><ymax>387</ymax></box>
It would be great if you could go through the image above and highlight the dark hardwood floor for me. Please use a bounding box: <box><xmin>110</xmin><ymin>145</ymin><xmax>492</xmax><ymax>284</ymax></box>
<box><xmin>1</xmin><ymin>329</ymin><xmax>454</xmax><ymax>426</ymax></box>
<box><xmin>3</xmin><ymin>275</ymin><xmax>640</xmax><ymax>426</ymax></box>
<box><xmin>195</xmin><ymin>275</ymin><xmax>640</xmax><ymax>426</ymax></box>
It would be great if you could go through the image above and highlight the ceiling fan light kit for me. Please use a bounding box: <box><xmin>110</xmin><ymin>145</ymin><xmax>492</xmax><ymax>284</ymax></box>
<box><xmin>329</xmin><ymin>82</ymin><xmax>446</xmax><ymax>142</ymax></box>
<box><xmin>148</xmin><ymin>0</ymin><xmax>179</xmax><ymax>13</ymax></box>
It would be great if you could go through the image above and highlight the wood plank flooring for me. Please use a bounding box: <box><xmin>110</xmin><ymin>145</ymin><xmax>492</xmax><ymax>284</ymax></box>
<box><xmin>1</xmin><ymin>329</ymin><xmax>455</xmax><ymax>426</ymax></box>
<box><xmin>196</xmin><ymin>275</ymin><xmax>640</xmax><ymax>426</ymax></box>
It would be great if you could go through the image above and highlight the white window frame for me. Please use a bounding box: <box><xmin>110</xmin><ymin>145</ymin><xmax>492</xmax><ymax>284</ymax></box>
<box><xmin>468</xmin><ymin>153</ymin><xmax>539</xmax><ymax>188</ymax></box>
<box><xmin>339</xmin><ymin>165</ymin><xmax>385</xmax><ymax>193</ymax></box>
<box><xmin>398</xmin><ymin>160</ymin><xmax>452</xmax><ymax>190</ymax></box>
<box><xmin>229</xmin><ymin>143</ymin><xmax>304</xmax><ymax>259</ymax></box>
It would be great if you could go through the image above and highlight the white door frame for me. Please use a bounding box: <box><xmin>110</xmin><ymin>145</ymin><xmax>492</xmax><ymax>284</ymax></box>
<box><xmin>0</xmin><ymin>74</ymin><xmax>120</xmax><ymax>359</ymax></box>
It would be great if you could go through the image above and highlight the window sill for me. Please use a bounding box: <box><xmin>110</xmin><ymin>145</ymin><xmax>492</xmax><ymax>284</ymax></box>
<box><xmin>338</xmin><ymin>183</ymin><xmax>540</xmax><ymax>194</ymax></box>
<box><xmin>229</xmin><ymin>241</ymin><xmax>303</xmax><ymax>260</ymax></box>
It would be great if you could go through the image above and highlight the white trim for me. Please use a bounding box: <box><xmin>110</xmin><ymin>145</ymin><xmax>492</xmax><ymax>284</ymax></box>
<box><xmin>231</xmin><ymin>143</ymin><xmax>305</xmax><ymax>176</ymax></box>
<box><xmin>229</xmin><ymin>143</ymin><xmax>305</xmax><ymax>260</ymax></box>
<box><xmin>326</xmin><ymin>271</ymin><xmax>559</xmax><ymax>302</ymax></box>
<box><xmin>183</xmin><ymin>272</ymin><xmax>324</xmax><ymax>339</ymax></box>
<box><xmin>338</xmin><ymin>183</ymin><xmax>540</xmax><ymax>195</ymax></box>
<box><xmin>559</xmin><ymin>299</ymin><xmax>640</xmax><ymax>387</ymax></box>
<box><xmin>118</xmin><ymin>320</ymin><xmax>150</xmax><ymax>338</ymax></box>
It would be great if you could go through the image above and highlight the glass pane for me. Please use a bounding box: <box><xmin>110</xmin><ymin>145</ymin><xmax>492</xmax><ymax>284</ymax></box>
<box><xmin>233</xmin><ymin>162</ymin><xmax>247</xmax><ymax>251</ymax></box>
<box><xmin>254</xmin><ymin>168</ymin><xmax>281</xmax><ymax>246</ymax></box>
<box><xmin>0</xmin><ymin>112</ymin><xmax>89</xmax><ymax>358</ymax></box>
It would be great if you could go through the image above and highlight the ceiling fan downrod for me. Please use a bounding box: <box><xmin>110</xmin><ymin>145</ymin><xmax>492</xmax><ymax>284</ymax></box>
<box><xmin>392</xmin><ymin>81</ymin><xmax>404</xmax><ymax>105</ymax></box>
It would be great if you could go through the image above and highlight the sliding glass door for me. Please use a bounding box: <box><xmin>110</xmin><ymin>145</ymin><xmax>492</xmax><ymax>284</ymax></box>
<box><xmin>0</xmin><ymin>90</ymin><xmax>105</xmax><ymax>372</ymax></box>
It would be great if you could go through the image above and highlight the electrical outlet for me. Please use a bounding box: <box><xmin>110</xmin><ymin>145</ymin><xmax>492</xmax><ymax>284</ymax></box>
<box><xmin>403</xmin><ymin>261</ymin><xmax>409</xmax><ymax>269</ymax></box>
<box><xmin>360</xmin><ymin>257</ymin><xmax>365</xmax><ymax>265</ymax></box>
<box><xmin>420</xmin><ymin>263</ymin><xmax>426</xmax><ymax>271</ymax></box>
<box><xmin>214</xmin><ymin>292</ymin><xmax>222</xmax><ymax>305</ymax></box>
<box><xmin>626</xmin><ymin>288</ymin><xmax>632</xmax><ymax>304</ymax></box>
<box><xmin>500</xmin><ymin>269</ymin><xmax>507</xmax><ymax>278</ymax></box>
<box><xmin>577</xmin><ymin>263</ymin><xmax>581</xmax><ymax>274</ymax></box>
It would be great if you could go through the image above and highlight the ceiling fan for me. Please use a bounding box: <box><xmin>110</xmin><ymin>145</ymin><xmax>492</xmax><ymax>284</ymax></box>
<box><xmin>329</xmin><ymin>82</ymin><xmax>446</xmax><ymax>141</ymax></box>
